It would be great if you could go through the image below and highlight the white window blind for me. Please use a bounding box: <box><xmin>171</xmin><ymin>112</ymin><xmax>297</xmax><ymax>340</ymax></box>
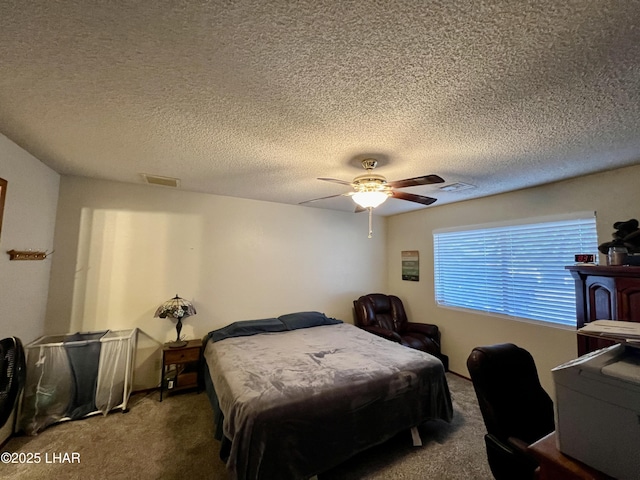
<box><xmin>433</xmin><ymin>213</ymin><xmax>598</xmax><ymax>327</ymax></box>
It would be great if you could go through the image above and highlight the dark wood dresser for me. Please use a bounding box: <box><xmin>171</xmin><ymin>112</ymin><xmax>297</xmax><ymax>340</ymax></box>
<box><xmin>566</xmin><ymin>265</ymin><xmax>640</xmax><ymax>355</ymax></box>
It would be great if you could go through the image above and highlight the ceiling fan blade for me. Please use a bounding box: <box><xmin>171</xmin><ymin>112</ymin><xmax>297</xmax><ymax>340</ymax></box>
<box><xmin>388</xmin><ymin>174</ymin><xmax>445</xmax><ymax>189</ymax></box>
<box><xmin>318</xmin><ymin>177</ymin><xmax>354</xmax><ymax>186</ymax></box>
<box><xmin>391</xmin><ymin>190</ymin><xmax>438</xmax><ymax>206</ymax></box>
<box><xmin>298</xmin><ymin>193</ymin><xmax>345</xmax><ymax>205</ymax></box>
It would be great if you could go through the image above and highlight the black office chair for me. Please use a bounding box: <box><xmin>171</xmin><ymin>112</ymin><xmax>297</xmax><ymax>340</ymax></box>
<box><xmin>467</xmin><ymin>343</ymin><xmax>555</xmax><ymax>480</ymax></box>
<box><xmin>0</xmin><ymin>337</ymin><xmax>26</xmax><ymax>429</ymax></box>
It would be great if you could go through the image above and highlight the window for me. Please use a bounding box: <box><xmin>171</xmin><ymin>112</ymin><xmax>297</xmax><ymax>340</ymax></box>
<box><xmin>433</xmin><ymin>212</ymin><xmax>598</xmax><ymax>327</ymax></box>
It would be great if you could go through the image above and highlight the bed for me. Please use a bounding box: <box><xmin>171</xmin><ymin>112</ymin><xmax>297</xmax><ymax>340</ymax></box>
<box><xmin>203</xmin><ymin>312</ymin><xmax>453</xmax><ymax>480</ymax></box>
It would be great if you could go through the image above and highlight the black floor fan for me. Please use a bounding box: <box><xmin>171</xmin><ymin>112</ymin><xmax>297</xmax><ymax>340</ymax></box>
<box><xmin>0</xmin><ymin>337</ymin><xmax>26</xmax><ymax>429</ymax></box>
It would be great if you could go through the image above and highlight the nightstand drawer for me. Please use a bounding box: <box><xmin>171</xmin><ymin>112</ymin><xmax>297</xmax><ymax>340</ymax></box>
<box><xmin>164</xmin><ymin>347</ymin><xmax>200</xmax><ymax>364</ymax></box>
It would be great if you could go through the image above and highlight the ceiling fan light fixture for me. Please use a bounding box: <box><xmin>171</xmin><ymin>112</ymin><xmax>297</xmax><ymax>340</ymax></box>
<box><xmin>303</xmin><ymin>157</ymin><xmax>443</xmax><ymax>216</ymax></box>
<box><xmin>352</xmin><ymin>190</ymin><xmax>390</xmax><ymax>209</ymax></box>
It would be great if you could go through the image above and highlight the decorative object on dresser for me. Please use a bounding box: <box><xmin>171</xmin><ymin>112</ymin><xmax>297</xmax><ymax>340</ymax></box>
<box><xmin>160</xmin><ymin>339</ymin><xmax>202</xmax><ymax>402</ymax></box>
<box><xmin>154</xmin><ymin>294</ymin><xmax>196</xmax><ymax>348</ymax></box>
<box><xmin>566</xmin><ymin>265</ymin><xmax>640</xmax><ymax>355</ymax></box>
<box><xmin>597</xmin><ymin>218</ymin><xmax>640</xmax><ymax>257</ymax></box>
<box><xmin>353</xmin><ymin>293</ymin><xmax>448</xmax><ymax>370</ymax></box>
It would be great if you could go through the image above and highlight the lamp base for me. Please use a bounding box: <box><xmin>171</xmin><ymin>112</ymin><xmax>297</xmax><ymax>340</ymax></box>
<box><xmin>166</xmin><ymin>340</ymin><xmax>188</xmax><ymax>348</ymax></box>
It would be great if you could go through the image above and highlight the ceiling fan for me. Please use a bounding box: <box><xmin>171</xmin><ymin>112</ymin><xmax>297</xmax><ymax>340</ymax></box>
<box><xmin>300</xmin><ymin>158</ymin><xmax>445</xmax><ymax>210</ymax></box>
<box><xmin>299</xmin><ymin>158</ymin><xmax>445</xmax><ymax>237</ymax></box>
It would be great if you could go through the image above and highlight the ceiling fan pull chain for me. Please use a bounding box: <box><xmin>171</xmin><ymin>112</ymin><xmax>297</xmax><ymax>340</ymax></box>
<box><xmin>368</xmin><ymin>207</ymin><xmax>373</xmax><ymax>238</ymax></box>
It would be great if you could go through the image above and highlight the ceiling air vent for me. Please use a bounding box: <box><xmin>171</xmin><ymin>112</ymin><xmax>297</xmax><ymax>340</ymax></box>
<box><xmin>141</xmin><ymin>174</ymin><xmax>180</xmax><ymax>188</ymax></box>
<box><xmin>439</xmin><ymin>182</ymin><xmax>475</xmax><ymax>192</ymax></box>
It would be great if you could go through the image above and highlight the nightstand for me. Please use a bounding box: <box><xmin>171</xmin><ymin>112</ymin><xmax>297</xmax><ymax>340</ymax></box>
<box><xmin>160</xmin><ymin>339</ymin><xmax>202</xmax><ymax>401</ymax></box>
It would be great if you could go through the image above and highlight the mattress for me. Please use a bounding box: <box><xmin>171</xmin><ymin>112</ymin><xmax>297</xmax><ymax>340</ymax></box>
<box><xmin>204</xmin><ymin>321</ymin><xmax>452</xmax><ymax>479</ymax></box>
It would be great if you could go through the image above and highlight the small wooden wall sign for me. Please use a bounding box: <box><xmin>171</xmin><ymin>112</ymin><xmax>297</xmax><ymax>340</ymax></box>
<box><xmin>7</xmin><ymin>250</ymin><xmax>48</xmax><ymax>261</ymax></box>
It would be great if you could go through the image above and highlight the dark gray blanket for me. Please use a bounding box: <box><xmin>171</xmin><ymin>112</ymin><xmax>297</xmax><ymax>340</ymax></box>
<box><xmin>204</xmin><ymin>322</ymin><xmax>452</xmax><ymax>479</ymax></box>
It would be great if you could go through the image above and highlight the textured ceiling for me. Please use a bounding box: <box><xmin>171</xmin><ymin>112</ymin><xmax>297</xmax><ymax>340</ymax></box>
<box><xmin>1</xmin><ymin>1</ymin><xmax>639</xmax><ymax>215</ymax></box>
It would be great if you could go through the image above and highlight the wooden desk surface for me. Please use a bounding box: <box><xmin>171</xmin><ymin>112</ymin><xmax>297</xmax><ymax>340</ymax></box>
<box><xmin>528</xmin><ymin>432</ymin><xmax>613</xmax><ymax>480</ymax></box>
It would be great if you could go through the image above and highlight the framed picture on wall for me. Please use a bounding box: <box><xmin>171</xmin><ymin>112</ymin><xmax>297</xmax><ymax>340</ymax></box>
<box><xmin>401</xmin><ymin>250</ymin><xmax>420</xmax><ymax>281</ymax></box>
<box><xmin>0</xmin><ymin>177</ymin><xmax>6</xmax><ymax>240</ymax></box>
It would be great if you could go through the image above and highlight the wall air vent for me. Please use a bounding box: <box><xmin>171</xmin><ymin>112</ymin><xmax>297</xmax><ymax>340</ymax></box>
<box><xmin>141</xmin><ymin>174</ymin><xmax>180</xmax><ymax>188</ymax></box>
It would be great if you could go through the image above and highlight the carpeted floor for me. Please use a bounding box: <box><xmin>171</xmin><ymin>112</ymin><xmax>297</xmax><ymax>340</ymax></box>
<box><xmin>2</xmin><ymin>373</ymin><xmax>492</xmax><ymax>479</ymax></box>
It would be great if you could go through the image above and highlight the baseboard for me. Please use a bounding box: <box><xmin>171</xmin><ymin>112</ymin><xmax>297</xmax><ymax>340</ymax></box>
<box><xmin>448</xmin><ymin>370</ymin><xmax>471</xmax><ymax>382</ymax></box>
<box><xmin>132</xmin><ymin>386</ymin><xmax>160</xmax><ymax>395</ymax></box>
<box><xmin>0</xmin><ymin>433</ymin><xmax>11</xmax><ymax>450</ymax></box>
<box><xmin>0</xmin><ymin>407</ymin><xmax>18</xmax><ymax>450</ymax></box>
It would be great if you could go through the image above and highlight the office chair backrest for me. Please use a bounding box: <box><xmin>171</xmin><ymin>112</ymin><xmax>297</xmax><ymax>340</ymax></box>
<box><xmin>467</xmin><ymin>343</ymin><xmax>555</xmax><ymax>445</ymax></box>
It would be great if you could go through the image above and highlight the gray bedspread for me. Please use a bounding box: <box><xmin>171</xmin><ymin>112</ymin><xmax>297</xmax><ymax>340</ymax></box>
<box><xmin>204</xmin><ymin>322</ymin><xmax>453</xmax><ymax>480</ymax></box>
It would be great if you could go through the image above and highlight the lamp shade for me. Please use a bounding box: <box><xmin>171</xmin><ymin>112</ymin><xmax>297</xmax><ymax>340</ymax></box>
<box><xmin>352</xmin><ymin>191</ymin><xmax>390</xmax><ymax>209</ymax></box>
<box><xmin>154</xmin><ymin>295</ymin><xmax>196</xmax><ymax>320</ymax></box>
<box><xmin>154</xmin><ymin>295</ymin><xmax>196</xmax><ymax>347</ymax></box>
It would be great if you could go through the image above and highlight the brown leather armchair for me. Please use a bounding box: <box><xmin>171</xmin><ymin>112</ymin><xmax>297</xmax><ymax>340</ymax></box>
<box><xmin>353</xmin><ymin>293</ymin><xmax>448</xmax><ymax>370</ymax></box>
<box><xmin>467</xmin><ymin>343</ymin><xmax>555</xmax><ymax>480</ymax></box>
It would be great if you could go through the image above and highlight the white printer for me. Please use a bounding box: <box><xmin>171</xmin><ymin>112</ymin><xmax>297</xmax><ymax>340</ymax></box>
<box><xmin>553</xmin><ymin>342</ymin><xmax>640</xmax><ymax>480</ymax></box>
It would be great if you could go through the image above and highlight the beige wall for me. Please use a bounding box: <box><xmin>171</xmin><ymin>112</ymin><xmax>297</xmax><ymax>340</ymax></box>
<box><xmin>0</xmin><ymin>134</ymin><xmax>60</xmax><ymax>444</ymax></box>
<box><xmin>4</xmin><ymin>129</ymin><xmax>638</xmax><ymax>440</ymax></box>
<box><xmin>387</xmin><ymin>164</ymin><xmax>640</xmax><ymax>397</ymax></box>
<box><xmin>47</xmin><ymin>176</ymin><xmax>388</xmax><ymax>389</ymax></box>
